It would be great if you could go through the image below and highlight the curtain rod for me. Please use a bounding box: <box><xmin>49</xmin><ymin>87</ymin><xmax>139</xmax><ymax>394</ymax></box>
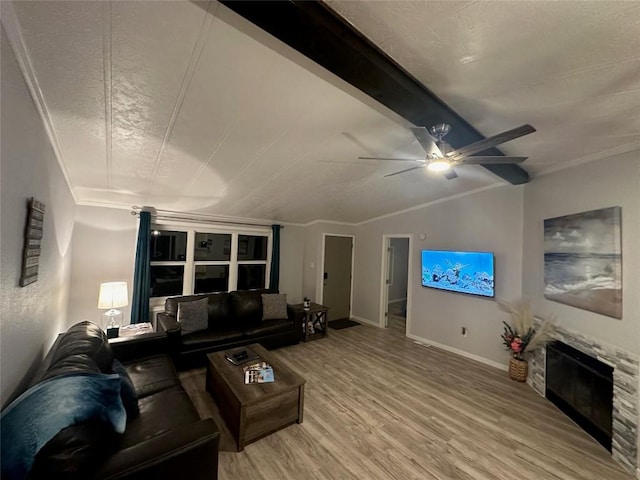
<box><xmin>130</xmin><ymin>207</ymin><xmax>280</xmax><ymax>229</ymax></box>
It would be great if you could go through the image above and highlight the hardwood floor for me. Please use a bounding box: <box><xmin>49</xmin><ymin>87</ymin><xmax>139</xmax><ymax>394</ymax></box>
<box><xmin>180</xmin><ymin>323</ymin><xmax>635</xmax><ymax>480</ymax></box>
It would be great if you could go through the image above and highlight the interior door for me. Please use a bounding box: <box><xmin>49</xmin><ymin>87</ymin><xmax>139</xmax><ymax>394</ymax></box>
<box><xmin>323</xmin><ymin>236</ymin><xmax>353</xmax><ymax>321</ymax></box>
<box><xmin>386</xmin><ymin>237</ymin><xmax>409</xmax><ymax>328</ymax></box>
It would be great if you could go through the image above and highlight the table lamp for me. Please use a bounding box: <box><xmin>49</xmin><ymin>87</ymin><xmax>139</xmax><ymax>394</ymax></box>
<box><xmin>98</xmin><ymin>282</ymin><xmax>128</xmax><ymax>336</ymax></box>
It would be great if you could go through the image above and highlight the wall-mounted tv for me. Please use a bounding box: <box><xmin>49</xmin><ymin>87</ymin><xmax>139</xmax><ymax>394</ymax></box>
<box><xmin>421</xmin><ymin>250</ymin><xmax>495</xmax><ymax>298</ymax></box>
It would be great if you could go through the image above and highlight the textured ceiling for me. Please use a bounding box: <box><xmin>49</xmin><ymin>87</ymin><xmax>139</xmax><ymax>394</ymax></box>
<box><xmin>3</xmin><ymin>1</ymin><xmax>639</xmax><ymax>224</ymax></box>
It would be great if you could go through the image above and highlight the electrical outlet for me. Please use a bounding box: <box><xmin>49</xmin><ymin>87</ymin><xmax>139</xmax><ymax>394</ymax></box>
<box><xmin>461</xmin><ymin>327</ymin><xmax>467</xmax><ymax>337</ymax></box>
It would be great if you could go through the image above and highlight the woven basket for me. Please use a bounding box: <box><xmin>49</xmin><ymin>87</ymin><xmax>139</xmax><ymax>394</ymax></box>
<box><xmin>508</xmin><ymin>357</ymin><xmax>528</xmax><ymax>382</ymax></box>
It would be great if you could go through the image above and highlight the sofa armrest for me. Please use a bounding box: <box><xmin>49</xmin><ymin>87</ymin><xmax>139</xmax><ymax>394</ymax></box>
<box><xmin>287</xmin><ymin>305</ymin><xmax>304</xmax><ymax>334</ymax></box>
<box><xmin>94</xmin><ymin>419</ymin><xmax>219</xmax><ymax>480</ymax></box>
<box><xmin>109</xmin><ymin>332</ymin><xmax>168</xmax><ymax>363</ymax></box>
<box><xmin>158</xmin><ymin>312</ymin><xmax>180</xmax><ymax>335</ymax></box>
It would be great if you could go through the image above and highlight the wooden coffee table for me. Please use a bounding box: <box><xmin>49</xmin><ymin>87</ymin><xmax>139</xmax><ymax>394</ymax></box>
<box><xmin>205</xmin><ymin>343</ymin><xmax>305</xmax><ymax>451</ymax></box>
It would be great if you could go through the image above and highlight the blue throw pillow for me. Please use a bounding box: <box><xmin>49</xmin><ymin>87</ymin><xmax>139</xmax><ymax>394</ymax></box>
<box><xmin>112</xmin><ymin>359</ymin><xmax>139</xmax><ymax>419</ymax></box>
<box><xmin>1</xmin><ymin>373</ymin><xmax>125</xmax><ymax>480</ymax></box>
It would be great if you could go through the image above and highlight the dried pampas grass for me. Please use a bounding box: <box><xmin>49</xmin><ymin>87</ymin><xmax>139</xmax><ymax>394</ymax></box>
<box><xmin>498</xmin><ymin>298</ymin><xmax>556</xmax><ymax>355</ymax></box>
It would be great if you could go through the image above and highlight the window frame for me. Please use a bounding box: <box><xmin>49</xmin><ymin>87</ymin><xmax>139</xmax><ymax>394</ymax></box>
<box><xmin>149</xmin><ymin>221</ymin><xmax>272</xmax><ymax>308</ymax></box>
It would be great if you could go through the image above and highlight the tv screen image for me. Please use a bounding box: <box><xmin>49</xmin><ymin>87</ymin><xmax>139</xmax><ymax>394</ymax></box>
<box><xmin>421</xmin><ymin>250</ymin><xmax>495</xmax><ymax>297</ymax></box>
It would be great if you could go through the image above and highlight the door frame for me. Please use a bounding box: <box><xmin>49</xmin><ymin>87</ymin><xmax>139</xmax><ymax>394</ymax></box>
<box><xmin>319</xmin><ymin>233</ymin><xmax>355</xmax><ymax>319</ymax></box>
<box><xmin>379</xmin><ymin>234</ymin><xmax>413</xmax><ymax>335</ymax></box>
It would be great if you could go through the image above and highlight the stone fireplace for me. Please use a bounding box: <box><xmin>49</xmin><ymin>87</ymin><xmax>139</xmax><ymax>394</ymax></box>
<box><xmin>529</xmin><ymin>326</ymin><xmax>638</xmax><ymax>473</ymax></box>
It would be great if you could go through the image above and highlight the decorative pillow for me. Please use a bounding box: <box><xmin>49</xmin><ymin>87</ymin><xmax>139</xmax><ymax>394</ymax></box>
<box><xmin>262</xmin><ymin>293</ymin><xmax>288</xmax><ymax>320</ymax></box>
<box><xmin>112</xmin><ymin>360</ymin><xmax>139</xmax><ymax>420</ymax></box>
<box><xmin>177</xmin><ymin>297</ymin><xmax>208</xmax><ymax>335</ymax></box>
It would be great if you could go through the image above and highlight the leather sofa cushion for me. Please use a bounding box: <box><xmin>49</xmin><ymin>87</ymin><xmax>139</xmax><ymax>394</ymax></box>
<box><xmin>49</xmin><ymin>321</ymin><xmax>114</xmax><ymax>375</ymax></box>
<box><xmin>117</xmin><ymin>386</ymin><xmax>200</xmax><ymax>450</ymax></box>
<box><xmin>205</xmin><ymin>292</ymin><xmax>232</xmax><ymax>328</ymax></box>
<box><xmin>243</xmin><ymin>319</ymin><xmax>293</xmax><ymax>337</ymax></box>
<box><xmin>180</xmin><ymin>328</ymin><xmax>244</xmax><ymax>347</ymax></box>
<box><xmin>230</xmin><ymin>290</ymin><xmax>264</xmax><ymax>323</ymax></box>
<box><xmin>124</xmin><ymin>355</ymin><xmax>181</xmax><ymax>399</ymax></box>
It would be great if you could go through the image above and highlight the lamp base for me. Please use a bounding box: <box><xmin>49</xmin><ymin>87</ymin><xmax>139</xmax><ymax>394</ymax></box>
<box><xmin>106</xmin><ymin>326</ymin><xmax>120</xmax><ymax>339</ymax></box>
<box><xmin>102</xmin><ymin>309</ymin><xmax>123</xmax><ymax>332</ymax></box>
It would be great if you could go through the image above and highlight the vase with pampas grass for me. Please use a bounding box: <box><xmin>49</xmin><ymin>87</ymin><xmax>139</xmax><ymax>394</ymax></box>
<box><xmin>499</xmin><ymin>299</ymin><xmax>556</xmax><ymax>381</ymax></box>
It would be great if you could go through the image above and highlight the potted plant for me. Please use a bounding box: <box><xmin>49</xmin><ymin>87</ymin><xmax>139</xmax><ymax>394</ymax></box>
<box><xmin>499</xmin><ymin>299</ymin><xmax>556</xmax><ymax>381</ymax></box>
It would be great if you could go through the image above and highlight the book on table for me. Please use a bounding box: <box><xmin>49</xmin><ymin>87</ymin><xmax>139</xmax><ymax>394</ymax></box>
<box><xmin>243</xmin><ymin>361</ymin><xmax>275</xmax><ymax>384</ymax></box>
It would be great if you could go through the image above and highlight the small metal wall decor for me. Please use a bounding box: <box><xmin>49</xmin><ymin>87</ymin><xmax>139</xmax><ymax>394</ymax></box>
<box><xmin>20</xmin><ymin>197</ymin><xmax>45</xmax><ymax>287</ymax></box>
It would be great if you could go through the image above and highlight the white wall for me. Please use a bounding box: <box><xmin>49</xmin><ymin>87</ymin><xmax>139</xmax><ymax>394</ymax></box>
<box><xmin>522</xmin><ymin>153</ymin><xmax>640</xmax><ymax>354</ymax></box>
<box><xmin>0</xmin><ymin>26</ymin><xmax>76</xmax><ymax>406</ymax></box>
<box><xmin>67</xmin><ymin>206</ymin><xmax>138</xmax><ymax>326</ymax></box>
<box><xmin>67</xmin><ymin>210</ymin><xmax>306</xmax><ymax>325</ymax></box>
<box><xmin>353</xmin><ymin>185</ymin><xmax>524</xmax><ymax>365</ymax></box>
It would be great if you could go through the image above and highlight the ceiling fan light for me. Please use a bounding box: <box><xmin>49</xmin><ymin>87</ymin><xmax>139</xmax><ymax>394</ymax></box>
<box><xmin>427</xmin><ymin>160</ymin><xmax>451</xmax><ymax>172</ymax></box>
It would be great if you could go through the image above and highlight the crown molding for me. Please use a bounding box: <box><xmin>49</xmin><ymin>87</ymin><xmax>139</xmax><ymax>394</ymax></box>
<box><xmin>1</xmin><ymin>1</ymin><xmax>78</xmax><ymax>204</ymax></box>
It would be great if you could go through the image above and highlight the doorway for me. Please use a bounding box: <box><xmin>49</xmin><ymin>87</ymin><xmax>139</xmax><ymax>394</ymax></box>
<box><xmin>380</xmin><ymin>235</ymin><xmax>412</xmax><ymax>334</ymax></box>
<box><xmin>321</xmin><ymin>234</ymin><xmax>354</xmax><ymax>321</ymax></box>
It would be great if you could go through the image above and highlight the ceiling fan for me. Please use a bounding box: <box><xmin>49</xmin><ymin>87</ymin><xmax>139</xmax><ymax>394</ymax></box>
<box><xmin>359</xmin><ymin>123</ymin><xmax>535</xmax><ymax>179</ymax></box>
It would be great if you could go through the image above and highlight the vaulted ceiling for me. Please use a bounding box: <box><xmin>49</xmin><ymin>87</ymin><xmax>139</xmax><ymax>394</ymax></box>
<box><xmin>3</xmin><ymin>1</ymin><xmax>639</xmax><ymax>224</ymax></box>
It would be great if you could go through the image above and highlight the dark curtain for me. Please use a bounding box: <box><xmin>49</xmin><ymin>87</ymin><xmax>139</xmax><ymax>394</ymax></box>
<box><xmin>269</xmin><ymin>224</ymin><xmax>281</xmax><ymax>291</ymax></box>
<box><xmin>131</xmin><ymin>211</ymin><xmax>151</xmax><ymax>324</ymax></box>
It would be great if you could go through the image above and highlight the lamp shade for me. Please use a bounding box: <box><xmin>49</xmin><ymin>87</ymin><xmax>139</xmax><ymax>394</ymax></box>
<box><xmin>98</xmin><ymin>282</ymin><xmax>129</xmax><ymax>309</ymax></box>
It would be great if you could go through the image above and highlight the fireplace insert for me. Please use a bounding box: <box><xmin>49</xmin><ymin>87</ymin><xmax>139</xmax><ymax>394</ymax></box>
<box><xmin>545</xmin><ymin>340</ymin><xmax>614</xmax><ymax>451</ymax></box>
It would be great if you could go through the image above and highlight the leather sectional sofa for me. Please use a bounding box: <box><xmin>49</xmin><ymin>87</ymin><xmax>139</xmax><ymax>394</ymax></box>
<box><xmin>1</xmin><ymin>322</ymin><xmax>219</xmax><ymax>480</ymax></box>
<box><xmin>157</xmin><ymin>289</ymin><xmax>301</xmax><ymax>368</ymax></box>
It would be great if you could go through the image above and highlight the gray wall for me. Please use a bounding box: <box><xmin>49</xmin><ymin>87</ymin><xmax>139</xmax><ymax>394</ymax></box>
<box><xmin>67</xmin><ymin>206</ymin><xmax>138</xmax><ymax>325</ymax></box>
<box><xmin>353</xmin><ymin>185</ymin><xmax>524</xmax><ymax>365</ymax></box>
<box><xmin>522</xmin><ymin>152</ymin><xmax>640</xmax><ymax>355</ymax></box>
<box><xmin>1</xmin><ymin>27</ymin><xmax>76</xmax><ymax>406</ymax></box>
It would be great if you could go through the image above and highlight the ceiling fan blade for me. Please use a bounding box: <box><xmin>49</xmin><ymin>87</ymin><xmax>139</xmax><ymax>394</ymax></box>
<box><xmin>443</xmin><ymin>168</ymin><xmax>458</xmax><ymax>180</ymax></box>
<box><xmin>460</xmin><ymin>156</ymin><xmax>527</xmax><ymax>165</ymax></box>
<box><xmin>410</xmin><ymin>127</ymin><xmax>441</xmax><ymax>157</ymax></box>
<box><xmin>384</xmin><ymin>165</ymin><xmax>426</xmax><ymax>177</ymax></box>
<box><xmin>447</xmin><ymin>124</ymin><xmax>535</xmax><ymax>160</ymax></box>
<box><xmin>358</xmin><ymin>156</ymin><xmax>423</xmax><ymax>162</ymax></box>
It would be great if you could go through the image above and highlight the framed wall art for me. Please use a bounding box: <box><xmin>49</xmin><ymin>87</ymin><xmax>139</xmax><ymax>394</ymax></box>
<box><xmin>544</xmin><ymin>206</ymin><xmax>622</xmax><ymax>318</ymax></box>
<box><xmin>20</xmin><ymin>197</ymin><xmax>45</xmax><ymax>287</ymax></box>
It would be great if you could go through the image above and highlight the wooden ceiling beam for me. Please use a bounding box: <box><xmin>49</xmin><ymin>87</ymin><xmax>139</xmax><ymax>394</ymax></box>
<box><xmin>219</xmin><ymin>0</ymin><xmax>530</xmax><ymax>185</ymax></box>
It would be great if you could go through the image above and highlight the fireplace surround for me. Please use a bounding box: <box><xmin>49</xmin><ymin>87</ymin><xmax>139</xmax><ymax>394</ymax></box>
<box><xmin>530</xmin><ymin>326</ymin><xmax>638</xmax><ymax>473</ymax></box>
<box><xmin>545</xmin><ymin>340</ymin><xmax>614</xmax><ymax>451</ymax></box>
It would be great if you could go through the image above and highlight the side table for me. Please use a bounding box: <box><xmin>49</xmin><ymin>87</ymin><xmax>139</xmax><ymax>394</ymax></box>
<box><xmin>290</xmin><ymin>303</ymin><xmax>329</xmax><ymax>342</ymax></box>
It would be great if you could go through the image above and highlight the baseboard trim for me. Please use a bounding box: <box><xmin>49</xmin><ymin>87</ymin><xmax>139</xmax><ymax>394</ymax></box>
<box><xmin>351</xmin><ymin>315</ymin><xmax>380</xmax><ymax>327</ymax></box>
<box><xmin>406</xmin><ymin>333</ymin><xmax>508</xmax><ymax>372</ymax></box>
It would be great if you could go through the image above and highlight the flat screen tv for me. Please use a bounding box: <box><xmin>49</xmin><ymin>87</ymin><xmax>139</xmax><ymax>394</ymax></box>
<box><xmin>421</xmin><ymin>250</ymin><xmax>495</xmax><ymax>298</ymax></box>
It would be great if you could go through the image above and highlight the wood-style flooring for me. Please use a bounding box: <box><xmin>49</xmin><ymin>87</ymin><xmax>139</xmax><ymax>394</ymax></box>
<box><xmin>180</xmin><ymin>321</ymin><xmax>635</xmax><ymax>480</ymax></box>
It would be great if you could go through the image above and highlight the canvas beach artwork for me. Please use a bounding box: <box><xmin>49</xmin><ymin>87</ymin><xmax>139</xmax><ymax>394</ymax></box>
<box><xmin>544</xmin><ymin>206</ymin><xmax>622</xmax><ymax>318</ymax></box>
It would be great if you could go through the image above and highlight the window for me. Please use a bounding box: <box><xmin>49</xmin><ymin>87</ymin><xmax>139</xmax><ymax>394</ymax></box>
<box><xmin>149</xmin><ymin>226</ymin><xmax>270</xmax><ymax>300</ymax></box>
<box><xmin>149</xmin><ymin>230</ymin><xmax>187</xmax><ymax>296</ymax></box>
